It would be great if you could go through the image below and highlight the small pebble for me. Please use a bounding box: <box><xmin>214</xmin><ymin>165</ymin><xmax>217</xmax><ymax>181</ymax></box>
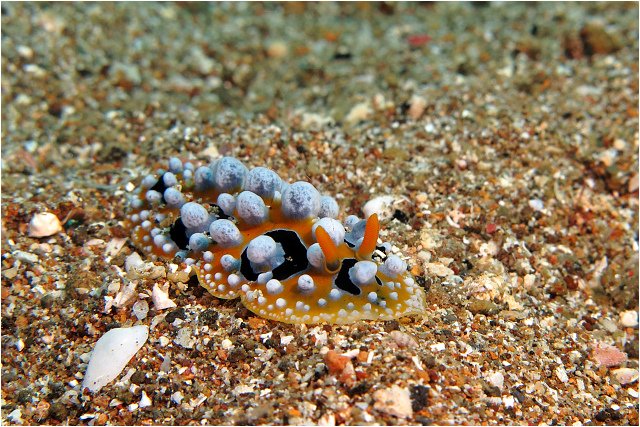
<box><xmin>13</xmin><ymin>250</ymin><xmax>38</xmax><ymax>264</ymax></box>
<box><xmin>612</xmin><ymin>368</ymin><xmax>638</xmax><ymax>385</ymax></box>
<box><xmin>373</xmin><ymin>385</ymin><xmax>413</xmax><ymax>419</ymax></box>
<box><xmin>389</xmin><ymin>330</ymin><xmax>418</xmax><ymax>349</ymax></box>
<box><xmin>139</xmin><ymin>391</ymin><xmax>152</xmax><ymax>408</ymax></box>
<box><xmin>345</xmin><ymin>102</ymin><xmax>372</xmax><ymax>125</ymax></box>
<box><xmin>619</xmin><ymin>310</ymin><xmax>638</xmax><ymax>328</ymax></box>
<box><xmin>555</xmin><ymin>365</ymin><xmax>569</xmax><ymax>383</ymax></box>
<box><xmin>485</xmin><ymin>371</ymin><xmax>504</xmax><ymax>390</ymax></box>
<box><xmin>266</xmin><ymin>41</ymin><xmax>288</xmax><ymax>58</ymax></box>
<box><xmin>6</xmin><ymin>409</ymin><xmax>22</xmax><ymax>424</ymax></box>
<box><xmin>28</xmin><ymin>212</ymin><xmax>62</xmax><ymax>237</ymax></box>
<box><xmin>468</xmin><ymin>299</ymin><xmax>501</xmax><ymax>315</ymax></box>
<box><xmin>171</xmin><ymin>391</ymin><xmax>184</xmax><ymax>405</ymax></box>
<box><xmin>408</xmin><ymin>95</ymin><xmax>427</xmax><ymax>120</ymax></box>
<box><xmin>528</xmin><ymin>199</ymin><xmax>544</xmax><ymax>211</ymax></box>
<box><xmin>174</xmin><ymin>327</ymin><xmax>195</xmax><ymax>349</ymax></box>
<box><xmin>324</xmin><ymin>350</ymin><xmax>356</xmax><ymax>386</ymax></box>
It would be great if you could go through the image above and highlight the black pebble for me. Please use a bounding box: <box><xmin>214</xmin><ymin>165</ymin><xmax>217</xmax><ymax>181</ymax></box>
<box><xmin>392</xmin><ymin>209</ymin><xmax>410</xmax><ymax>223</ymax></box>
<box><xmin>347</xmin><ymin>382</ymin><xmax>371</xmax><ymax>397</ymax></box>
<box><xmin>130</xmin><ymin>371</ymin><xmax>146</xmax><ymax>384</ymax></box>
<box><xmin>165</xmin><ymin>307</ymin><xmax>186</xmax><ymax>323</ymax></box>
<box><xmin>411</xmin><ymin>385</ymin><xmax>430</xmax><ymax>412</ymax></box>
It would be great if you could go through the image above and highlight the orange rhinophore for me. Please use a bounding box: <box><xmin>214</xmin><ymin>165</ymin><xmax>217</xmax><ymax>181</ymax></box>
<box><xmin>125</xmin><ymin>156</ymin><xmax>427</xmax><ymax>324</ymax></box>
<box><xmin>356</xmin><ymin>213</ymin><xmax>380</xmax><ymax>260</ymax></box>
<box><xmin>315</xmin><ymin>226</ymin><xmax>340</xmax><ymax>272</ymax></box>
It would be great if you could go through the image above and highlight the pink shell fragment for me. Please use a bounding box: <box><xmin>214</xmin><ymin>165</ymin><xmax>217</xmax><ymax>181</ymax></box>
<box><xmin>592</xmin><ymin>342</ymin><xmax>628</xmax><ymax>367</ymax></box>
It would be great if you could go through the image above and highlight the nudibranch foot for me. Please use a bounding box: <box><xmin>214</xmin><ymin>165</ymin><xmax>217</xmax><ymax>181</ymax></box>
<box><xmin>125</xmin><ymin>156</ymin><xmax>427</xmax><ymax>324</ymax></box>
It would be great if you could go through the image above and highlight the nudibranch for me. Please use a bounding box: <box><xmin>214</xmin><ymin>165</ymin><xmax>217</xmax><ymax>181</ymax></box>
<box><xmin>125</xmin><ymin>156</ymin><xmax>427</xmax><ymax>324</ymax></box>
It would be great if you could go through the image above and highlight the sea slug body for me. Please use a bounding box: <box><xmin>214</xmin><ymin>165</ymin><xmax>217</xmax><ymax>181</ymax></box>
<box><xmin>125</xmin><ymin>156</ymin><xmax>427</xmax><ymax>324</ymax></box>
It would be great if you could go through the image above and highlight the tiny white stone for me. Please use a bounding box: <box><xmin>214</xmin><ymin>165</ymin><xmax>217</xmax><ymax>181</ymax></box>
<box><xmin>7</xmin><ymin>409</ymin><xmax>22</xmax><ymax>424</ymax></box>
<box><xmin>171</xmin><ymin>391</ymin><xmax>184</xmax><ymax>405</ymax></box>
<box><xmin>555</xmin><ymin>365</ymin><xmax>568</xmax><ymax>383</ymax></box>
<box><xmin>276</xmin><ymin>298</ymin><xmax>287</xmax><ymax>308</ymax></box>
<box><xmin>528</xmin><ymin>199</ymin><xmax>544</xmax><ymax>211</ymax></box>
<box><xmin>620</xmin><ymin>310</ymin><xmax>638</xmax><ymax>328</ymax></box>
<box><xmin>139</xmin><ymin>390</ymin><xmax>152</xmax><ymax>408</ymax></box>
<box><xmin>329</xmin><ymin>289</ymin><xmax>341</xmax><ymax>300</ymax></box>
<box><xmin>318</xmin><ymin>298</ymin><xmax>327</xmax><ymax>307</ymax></box>
<box><xmin>503</xmin><ymin>395</ymin><xmax>515</xmax><ymax>409</ymax></box>
<box><xmin>280</xmin><ymin>335</ymin><xmax>295</xmax><ymax>345</ymax></box>
<box><xmin>82</xmin><ymin>325</ymin><xmax>149</xmax><ymax>393</ymax></box>
<box><xmin>28</xmin><ymin>212</ymin><xmax>62</xmax><ymax>237</ymax></box>
<box><xmin>612</xmin><ymin>368</ymin><xmax>639</xmax><ymax>385</ymax></box>
<box><xmin>485</xmin><ymin>371</ymin><xmax>504</xmax><ymax>390</ymax></box>
<box><xmin>430</xmin><ymin>342</ymin><xmax>446</xmax><ymax>352</ymax></box>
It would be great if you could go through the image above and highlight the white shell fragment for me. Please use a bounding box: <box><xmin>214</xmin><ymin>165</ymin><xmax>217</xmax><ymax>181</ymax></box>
<box><xmin>362</xmin><ymin>195</ymin><xmax>396</xmax><ymax>220</ymax></box>
<box><xmin>28</xmin><ymin>212</ymin><xmax>63</xmax><ymax>237</ymax></box>
<box><xmin>152</xmin><ymin>283</ymin><xmax>177</xmax><ymax>310</ymax></box>
<box><xmin>132</xmin><ymin>300</ymin><xmax>149</xmax><ymax>320</ymax></box>
<box><xmin>82</xmin><ymin>325</ymin><xmax>149</xmax><ymax>392</ymax></box>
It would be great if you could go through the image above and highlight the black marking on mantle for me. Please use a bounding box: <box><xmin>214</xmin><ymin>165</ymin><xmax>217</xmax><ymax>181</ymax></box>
<box><xmin>170</xmin><ymin>217</ymin><xmax>189</xmax><ymax>250</ymax></box>
<box><xmin>334</xmin><ymin>258</ymin><xmax>361</xmax><ymax>296</ymax></box>
<box><xmin>149</xmin><ymin>173</ymin><xmax>168</xmax><ymax>204</ymax></box>
<box><xmin>240</xmin><ymin>229</ymin><xmax>309</xmax><ymax>282</ymax></box>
